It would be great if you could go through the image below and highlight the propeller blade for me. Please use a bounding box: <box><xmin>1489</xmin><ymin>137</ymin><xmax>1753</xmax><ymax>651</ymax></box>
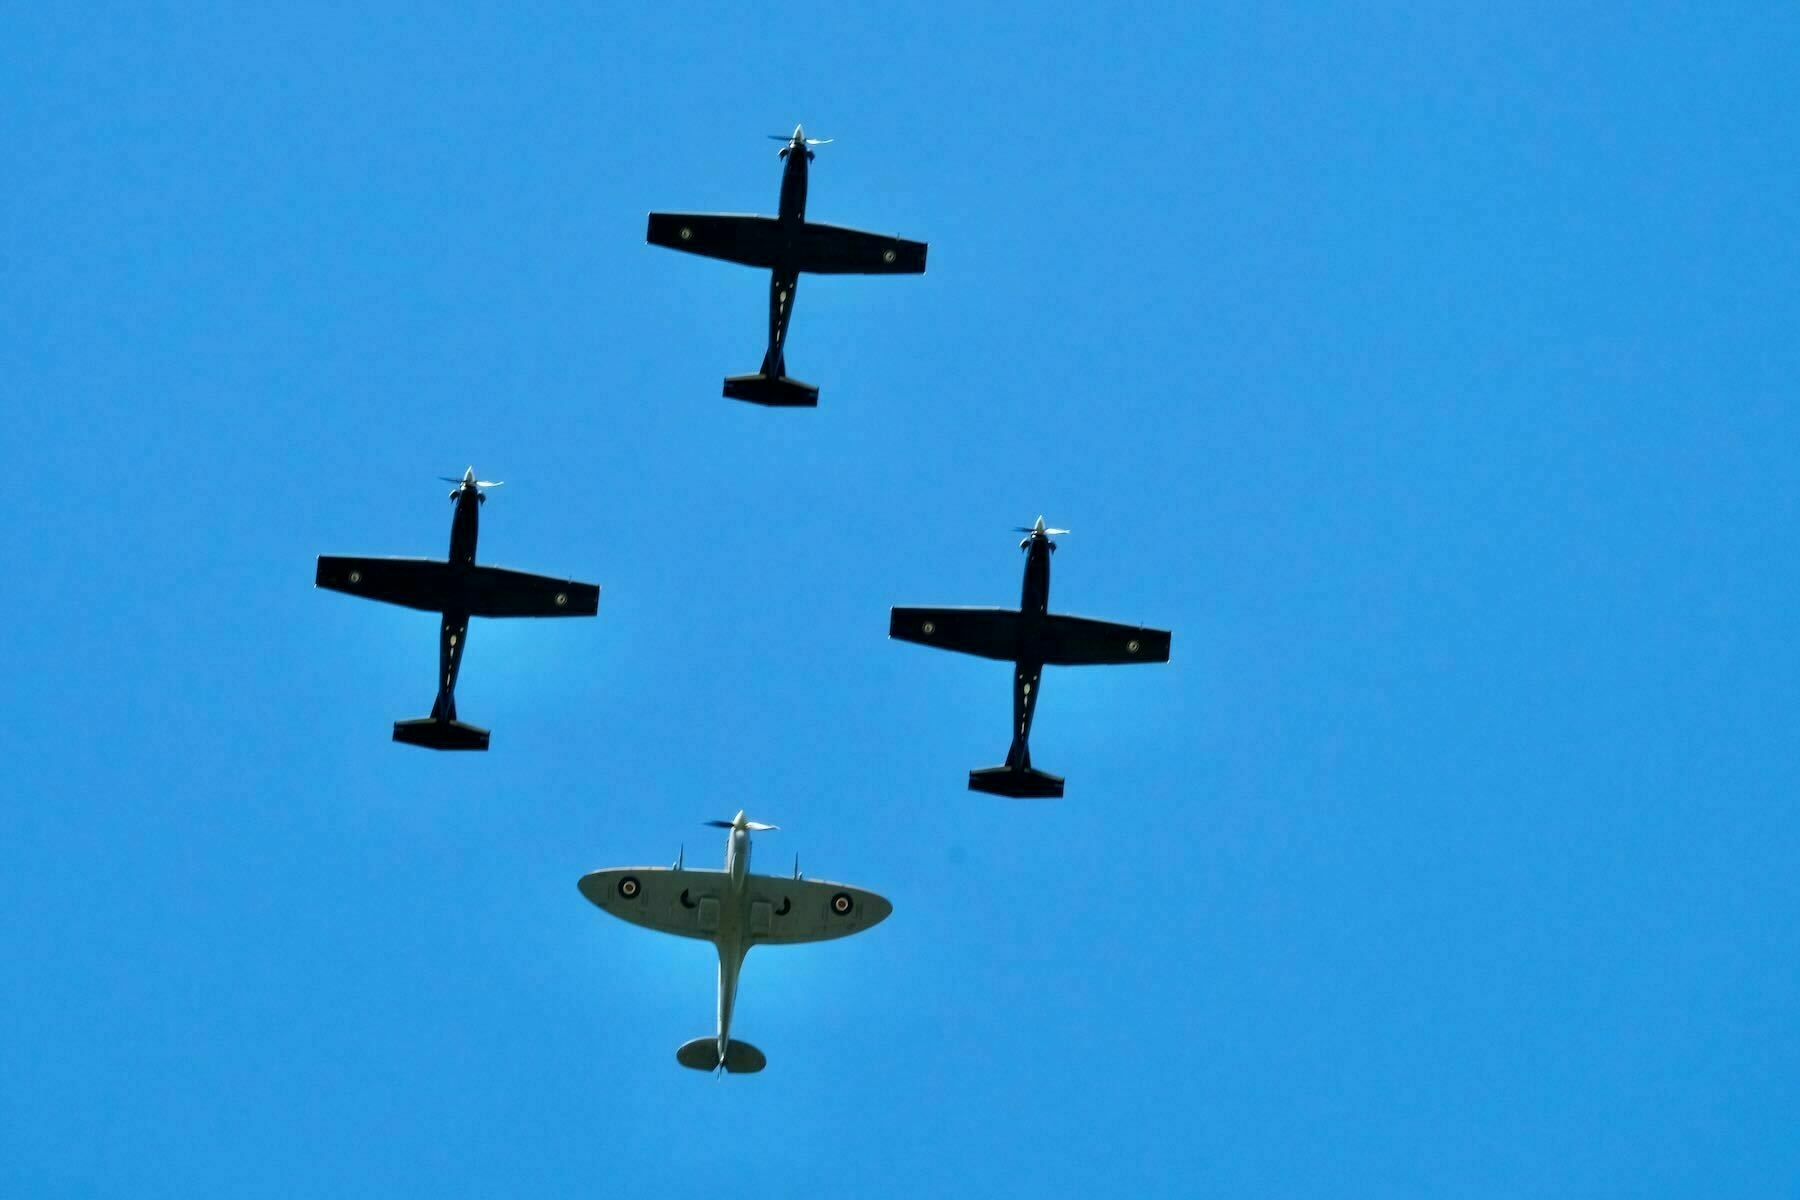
<box><xmin>703</xmin><ymin>819</ymin><xmax>735</xmax><ymax>828</ymax></box>
<box><xmin>745</xmin><ymin>822</ymin><xmax>779</xmax><ymax>832</ymax></box>
<box><xmin>439</xmin><ymin>476</ymin><xmax>465</xmax><ymax>484</ymax></box>
<box><xmin>767</xmin><ymin>134</ymin><xmax>794</xmax><ymax>141</ymax></box>
<box><xmin>805</xmin><ymin>138</ymin><xmax>832</xmax><ymax>146</ymax></box>
<box><xmin>475</xmin><ymin>480</ymin><xmax>503</xmax><ymax>488</ymax></box>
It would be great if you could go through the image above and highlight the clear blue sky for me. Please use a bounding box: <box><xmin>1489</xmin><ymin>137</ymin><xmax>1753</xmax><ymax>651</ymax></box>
<box><xmin>5</xmin><ymin>3</ymin><xmax>1798</xmax><ymax>1195</ymax></box>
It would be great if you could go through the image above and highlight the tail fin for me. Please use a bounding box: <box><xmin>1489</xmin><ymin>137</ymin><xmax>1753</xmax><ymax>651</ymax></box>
<box><xmin>722</xmin><ymin>355</ymin><xmax>819</xmax><ymax>407</ymax></box>
<box><xmin>676</xmin><ymin>1036</ymin><xmax>766</xmax><ymax>1074</ymax></box>
<box><xmin>968</xmin><ymin>764</ymin><xmax>1064</xmax><ymax>799</ymax></box>
<box><xmin>392</xmin><ymin>718</ymin><xmax>490</xmax><ymax>751</ymax></box>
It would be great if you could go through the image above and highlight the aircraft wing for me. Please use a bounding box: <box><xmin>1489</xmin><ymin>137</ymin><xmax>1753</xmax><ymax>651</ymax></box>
<box><xmin>461</xmin><ymin>565</ymin><xmax>599</xmax><ymax>618</ymax></box>
<box><xmin>889</xmin><ymin>607</ymin><xmax>1023</xmax><ymax>661</ymax></box>
<box><xmin>746</xmin><ymin>877</ymin><xmax>893</xmax><ymax>945</ymax></box>
<box><xmin>1038</xmin><ymin>613</ymin><xmax>1172</xmax><ymax>665</ymax></box>
<box><xmin>793</xmin><ymin>221</ymin><xmax>928</xmax><ymax>274</ymax></box>
<box><xmin>646</xmin><ymin>213</ymin><xmax>783</xmax><ymax>268</ymax></box>
<box><xmin>578</xmin><ymin>868</ymin><xmax>727</xmax><ymax>942</ymax></box>
<box><xmin>316</xmin><ymin>557</ymin><xmax>597</xmax><ymax>617</ymax></box>
<box><xmin>316</xmin><ymin>556</ymin><xmax>456</xmax><ymax>612</ymax></box>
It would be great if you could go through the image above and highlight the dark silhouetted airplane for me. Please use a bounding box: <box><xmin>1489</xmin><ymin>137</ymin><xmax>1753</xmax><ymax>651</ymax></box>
<box><xmin>646</xmin><ymin>125</ymin><xmax>928</xmax><ymax>407</ymax></box>
<box><xmin>315</xmin><ymin>468</ymin><xmax>600</xmax><ymax>750</ymax></box>
<box><xmin>890</xmin><ymin>518</ymin><xmax>1171</xmax><ymax>797</ymax></box>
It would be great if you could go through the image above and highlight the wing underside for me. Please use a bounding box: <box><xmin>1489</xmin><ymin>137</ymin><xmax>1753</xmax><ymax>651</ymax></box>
<box><xmin>889</xmin><ymin>607</ymin><xmax>1170</xmax><ymax>664</ymax></box>
<box><xmin>462</xmin><ymin>566</ymin><xmax>600</xmax><ymax>618</ymax></box>
<box><xmin>1038</xmin><ymin>613</ymin><xmax>1172</xmax><ymax>665</ymax></box>
<box><xmin>645</xmin><ymin>213</ymin><xmax>926</xmax><ymax>275</ymax></box>
<box><xmin>579</xmin><ymin>868</ymin><xmax>724</xmax><ymax>941</ymax></box>
<box><xmin>888</xmin><ymin>607</ymin><xmax>1023</xmax><ymax>661</ymax></box>
<box><xmin>578</xmin><ymin>869</ymin><xmax>892</xmax><ymax>945</ymax></box>
<box><xmin>646</xmin><ymin>213</ymin><xmax>782</xmax><ymax>268</ymax></box>
<box><xmin>791</xmin><ymin>222</ymin><xmax>928</xmax><ymax>274</ymax></box>
<box><xmin>316</xmin><ymin>556</ymin><xmax>456</xmax><ymax>612</ymax></box>
<box><xmin>746</xmin><ymin>877</ymin><xmax>893</xmax><ymax>944</ymax></box>
<box><xmin>316</xmin><ymin>557</ymin><xmax>599</xmax><ymax>617</ymax></box>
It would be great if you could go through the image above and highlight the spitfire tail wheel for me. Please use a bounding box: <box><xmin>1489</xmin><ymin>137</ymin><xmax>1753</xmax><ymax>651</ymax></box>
<box><xmin>831</xmin><ymin>891</ymin><xmax>854</xmax><ymax>916</ymax></box>
<box><xmin>618</xmin><ymin>876</ymin><xmax>641</xmax><ymax>900</ymax></box>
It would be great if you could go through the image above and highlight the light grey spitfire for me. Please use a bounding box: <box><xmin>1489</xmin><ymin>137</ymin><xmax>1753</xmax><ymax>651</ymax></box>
<box><xmin>578</xmin><ymin>811</ymin><xmax>892</xmax><ymax>1074</ymax></box>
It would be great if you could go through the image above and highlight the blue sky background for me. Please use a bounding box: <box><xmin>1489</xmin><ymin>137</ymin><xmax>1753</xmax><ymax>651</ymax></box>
<box><xmin>5</xmin><ymin>3</ymin><xmax>1799</xmax><ymax>1195</ymax></box>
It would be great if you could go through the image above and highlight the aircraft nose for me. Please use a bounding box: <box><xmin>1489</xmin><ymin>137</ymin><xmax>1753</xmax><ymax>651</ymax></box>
<box><xmin>794</xmin><ymin>124</ymin><xmax>804</xmax><ymax>141</ymax></box>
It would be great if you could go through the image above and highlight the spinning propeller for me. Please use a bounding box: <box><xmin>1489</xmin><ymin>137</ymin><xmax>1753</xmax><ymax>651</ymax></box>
<box><xmin>704</xmin><ymin>811</ymin><xmax>778</xmax><ymax>832</ymax></box>
<box><xmin>1015</xmin><ymin>516</ymin><xmax>1069</xmax><ymax>549</ymax></box>
<box><xmin>439</xmin><ymin>467</ymin><xmax>502</xmax><ymax>499</ymax></box>
<box><xmin>768</xmin><ymin>126</ymin><xmax>832</xmax><ymax>159</ymax></box>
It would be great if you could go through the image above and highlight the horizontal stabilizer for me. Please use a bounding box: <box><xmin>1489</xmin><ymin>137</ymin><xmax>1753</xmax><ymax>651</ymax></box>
<box><xmin>968</xmin><ymin>764</ymin><xmax>1065</xmax><ymax>799</ymax></box>
<box><xmin>676</xmin><ymin>1036</ymin><xmax>766</xmax><ymax>1074</ymax></box>
<box><xmin>723</xmin><ymin>372</ymin><xmax>820</xmax><ymax>408</ymax></box>
<box><xmin>392</xmin><ymin>717</ymin><xmax>490</xmax><ymax>751</ymax></box>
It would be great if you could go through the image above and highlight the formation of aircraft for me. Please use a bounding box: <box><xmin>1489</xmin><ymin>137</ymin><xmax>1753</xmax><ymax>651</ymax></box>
<box><xmin>315</xmin><ymin>468</ymin><xmax>600</xmax><ymax>750</ymax></box>
<box><xmin>890</xmin><ymin>517</ymin><xmax>1172</xmax><ymax>798</ymax></box>
<box><xmin>646</xmin><ymin>125</ymin><xmax>928</xmax><ymax>406</ymax></box>
<box><xmin>578</xmin><ymin>811</ymin><xmax>891</xmax><ymax>1073</ymax></box>
<box><xmin>314</xmin><ymin>134</ymin><xmax>1173</xmax><ymax>1071</ymax></box>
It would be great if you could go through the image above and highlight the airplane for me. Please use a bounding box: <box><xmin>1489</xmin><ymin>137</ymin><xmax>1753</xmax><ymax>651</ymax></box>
<box><xmin>645</xmin><ymin>125</ymin><xmax>928</xmax><ymax>407</ymax></box>
<box><xmin>578</xmin><ymin>811</ymin><xmax>892</xmax><ymax>1074</ymax></box>
<box><xmin>889</xmin><ymin>517</ymin><xmax>1172</xmax><ymax>798</ymax></box>
<box><xmin>314</xmin><ymin>468</ymin><xmax>600</xmax><ymax>751</ymax></box>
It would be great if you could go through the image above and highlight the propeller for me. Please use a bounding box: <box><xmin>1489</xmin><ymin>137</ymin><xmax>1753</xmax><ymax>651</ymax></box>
<box><xmin>766</xmin><ymin>134</ymin><xmax>833</xmax><ymax>146</ymax></box>
<box><xmin>1014</xmin><ymin>524</ymin><xmax>1070</xmax><ymax>535</ymax></box>
<box><xmin>438</xmin><ymin>476</ymin><xmax>503</xmax><ymax>488</ymax></box>
<box><xmin>704</xmin><ymin>814</ymin><xmax>779</xmax><ymax>832</ymax></box>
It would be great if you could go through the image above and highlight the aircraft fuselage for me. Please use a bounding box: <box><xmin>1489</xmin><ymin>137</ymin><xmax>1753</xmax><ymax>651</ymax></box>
<box><xmin>762</xmin><ymin>143</ymin><xmax>810</xmax><ymax>370</ymax></box>
<box><xmin>1009</xmin><ymin>535</ymin><xmax>1054</xmax><ymax>766</ymax></box>
<box><xmin>434</xmin><ymin>485</ymin><xmax>484</xmax><ymax>715</ymax></box>
<box><xmin>709</xmin><ymin>823</ymin><xmax>759</xmax><ymax>1063</ymax></box>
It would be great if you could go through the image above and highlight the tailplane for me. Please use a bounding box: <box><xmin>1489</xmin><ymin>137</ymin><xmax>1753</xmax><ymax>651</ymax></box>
<box><xmin>723</xmin><ymin>349</ymin><xmax>818</xmax><ymax>407</ymax></box>
<box><xmin>723</xmin><ymin>372</ymin><xmax>819</xmax><ymax>407</ymax></box>
<box><xmin>968</xmin><ymin>764</ymin><xmax>1065</xmax><ymax>799</ymax></box>
<box><xmin>392</xmin><ymin>717</ymin><xmax>490</xmax><ymax>751</ymax></box>
<box><xmin>676</xmin><ymin>1036</ymin><xmax>766</xmax><ymax>1074</ymax></box>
